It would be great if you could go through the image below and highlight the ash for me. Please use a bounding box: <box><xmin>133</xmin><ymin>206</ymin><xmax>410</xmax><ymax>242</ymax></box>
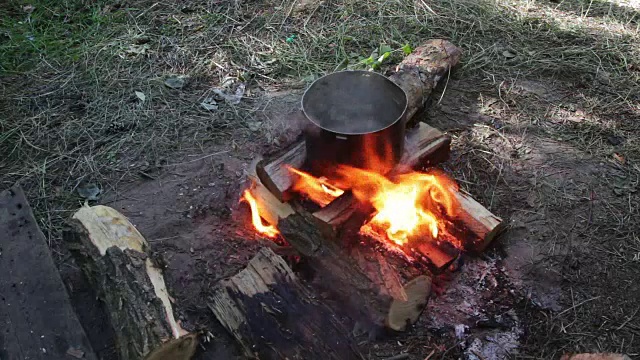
<box><xmin>426</xmin><ymin>255</ymin><xmax>524</xmax><ymax>359</ymax></box>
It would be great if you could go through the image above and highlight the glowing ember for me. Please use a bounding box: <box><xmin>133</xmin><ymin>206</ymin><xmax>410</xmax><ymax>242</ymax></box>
<box><xmin>288</xmin><ymin>166</ymin><xmax>344</xmax><ymax>206</ymax></box>
<box><xmin>240</xmin><ymin>189</ymin><xmax>280</xmax><ymax>238</ymax></box>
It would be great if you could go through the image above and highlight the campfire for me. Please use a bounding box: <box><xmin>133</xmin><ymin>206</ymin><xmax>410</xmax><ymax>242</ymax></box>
<box><xmin>246</xmin><ymin>164</ymin><xmax>464</xmax><ymax>258</ymax></box>
<box><xmin>211</xmin><ymin>41</ymin><xmax>504</xmax><ymax>360</ymax></box>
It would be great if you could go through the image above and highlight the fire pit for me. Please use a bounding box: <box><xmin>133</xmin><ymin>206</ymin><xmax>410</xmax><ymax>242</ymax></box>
<box><xmin>209</xmin><ymin>40</ymin><xmax>506</xmax><ymax>360</ymax></box>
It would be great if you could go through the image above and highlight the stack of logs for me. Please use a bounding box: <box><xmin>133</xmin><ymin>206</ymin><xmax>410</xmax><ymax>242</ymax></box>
<box><xmin>61</xmin><ymin>39</ymin><xmax>505</xmax><ymax>360</ymax></box>
<box><xmin>211</xmin><ymin>39</ymin><xmax>505</xmax><ymax>359</ymax></box>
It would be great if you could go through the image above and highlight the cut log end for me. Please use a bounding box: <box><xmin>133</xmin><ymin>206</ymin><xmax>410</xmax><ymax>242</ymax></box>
<box><xmin>386</xmin><ymin>275</ymin><xmax>432</xmax><ymax>331</ymax></box>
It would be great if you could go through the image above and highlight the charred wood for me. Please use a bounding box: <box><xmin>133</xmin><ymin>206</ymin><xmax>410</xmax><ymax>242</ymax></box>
<box><xmin>209</xmin><ymin>247</ymin><xmax>363</xmax><ymax>360</ymax></box>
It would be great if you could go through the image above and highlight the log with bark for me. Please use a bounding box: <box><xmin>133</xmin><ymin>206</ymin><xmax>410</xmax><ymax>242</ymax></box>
<box><xmin>277</xmin><ymin>210</ymin><xmax>433</xmax><ymax>334</ymax></box>
<box><xmin>209</xmin><ymin>247</ymin><xmax>364</xmax><ymax>360</ymax></box>
<box><xmin>388</xmin><ymin>39</ymin><xmax>463</xmax><ymax>128</ymax></box>
<box><xmin>64</xmin><ymin>205</ymin><xmax>197</xmax><ymax>360</ymax></box>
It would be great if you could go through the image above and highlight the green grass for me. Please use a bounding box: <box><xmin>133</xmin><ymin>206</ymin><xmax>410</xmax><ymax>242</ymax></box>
<box><xmin>0</xmin><ymin>0</ymin><xmax>120</xmax><ymax>73</ymax></box>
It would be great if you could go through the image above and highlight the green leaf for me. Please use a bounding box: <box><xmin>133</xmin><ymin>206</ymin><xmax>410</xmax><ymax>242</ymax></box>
<box><xmin>362</xmin><ymin>56</ymin><xmax>375</xmax><ymax>65</ymax></box>
<box><xmin>335</xmin><ymin>58</ymin><xmax>349</xmax><ymax>71</ymax></box>
<box><xmin>402</xmin><ymin>43</ymin><xmax>413</xmax><ymax>55</ymax></box>
<box><xmin>379</xmin><ymin>44</ymin><xmax>393</xmax><ymax>54</ymax></box>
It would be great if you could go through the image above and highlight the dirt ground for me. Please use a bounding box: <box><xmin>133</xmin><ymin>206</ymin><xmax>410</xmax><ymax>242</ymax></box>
<box><xmin>59</xmin><ymin>77</ymin><xmax>639</xmax><ymax>359</ymax></box>
<box><xmin>2</xmin><ymin>0</ymin><xmax>640</xmax><ymax>358</ymax></box>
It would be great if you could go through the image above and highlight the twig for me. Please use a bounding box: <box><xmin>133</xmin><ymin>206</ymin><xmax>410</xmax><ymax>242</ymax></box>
<box><xmin>616</xmin><ymin>306</ymin><xmax>640</xmax><ymax>331</ymax></box>
<box><xmin>161</xmin><ymin>150</ymin><xmax>230</xmax><ymax>167</ymax></box>
<box><xmin>436</xmin><ymin>68</ymin><xmax>451</xmax><ymax>105</ymax></box>
<box><xmin>417</xmin><ymin>0</ymin><xmax>438</xmax><ymax>16</ymax></box>
<box><xmin>424</xmin><ymin>349</ymin><xmax>436</xmax><ymax>360</ymax></box>
<box><xmin>471</xmin><ymin>350</ymin><xmax>486</xmax><ymax>360</ymax></box>
<box><xmin>384</xmin><ymin>354</ymin><xmax>410</xmax><ymax>360</ymax></box>
<box><xmin>554</xmin><ymin>296</ymin><xmax>601</xmax><ymax>319</ymax></box>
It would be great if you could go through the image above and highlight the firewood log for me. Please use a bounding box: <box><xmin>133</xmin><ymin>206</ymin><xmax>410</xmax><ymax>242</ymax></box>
<box><xmin>389</xmin><ymin>39</ymin><xmax>463</xmax><ymax>128</ymax></box>
<box><xmin>278</xmin><ymin>211</ymin><xmax>432</xmax><ymax>333</ymax></box>
<box><xmin>209</xmin><ymin>247</ymin><xmax>364</xmax><ymax>360</ymax></box>
<box><xmin>64</xmin><ymin>205</ymin><xmax>197</xmax><ymax>360</ymax></box>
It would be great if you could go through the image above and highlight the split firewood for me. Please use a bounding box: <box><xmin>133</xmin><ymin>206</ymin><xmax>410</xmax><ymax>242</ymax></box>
<box><xmin>311</xmin><ymin>191</ymin><xmax>360</xmax><ymax>238</ymax></box>
<box><xmin>399</xmin><ymin>123</ymin><xmax>451</xmax><ymax>170</ymax></box>
<box><xmin>449</xmin><ymin>190</ymin><xmax>506</xmax><ymax>252</ymax></box>
<box><xmin>209</xmin><ymin>247</ymin><xmax>364</xmax><ymax>360</ymax></box>
<box><xmin>257</xmin><ymin>141</ymin><xmax>306</xmax><ymax>202</ymax></box>
<box><xmin>278</xmin><ymin>210</ymin><xmax>432</xmax><ymax>333</ymax></box>
<box><xmin>246</xmin><ymin>156</ymin><xmax>294</xmax><ymax>226</ymax></box>
<box><xmin>388</xmin><ymin>39</ymin><xmax>463</xmax><ymax>129</ymax></box>
<box><xmin>64</xmin><ymin>205</ymin><xmax>196</xmax><ymax>360</ymax></box>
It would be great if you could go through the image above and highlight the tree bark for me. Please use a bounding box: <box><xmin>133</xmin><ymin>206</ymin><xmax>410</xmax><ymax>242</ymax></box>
<box><xmin>64</xmin><ymin>205</ymin><xmax>197</xmax><ymax>360</ymax></box>
<box><xmin>209</xmin><ymin>247</ymin><xmax>364</xmax><ymax>360</ymax></box>
<box><xmin>389</xmin><ymin>39</ymin><xmax>463</xmax><ymax>129</ymax></box>
<box><xmin>278</xmin><ymin>210</ymin><xmax>432</xmax><ymax>334</ymax></box>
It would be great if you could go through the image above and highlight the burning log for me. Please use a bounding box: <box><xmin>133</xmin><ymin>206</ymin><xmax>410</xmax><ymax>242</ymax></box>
<box><xmin>209</xmin><ymin>247</ymin><xmax>364</xmax><ymax>360</ymax></box>
<box><xmin>278</xmin><ymin>210</ymin><xmax>432</xmax><ymax>333</ymax></box>
<box><xmin>64</xmin><ymin>205</ymin><xmax>197</xmax><ymax>360</ymax></box>
<box><xmin>258</xmin><ymin>122</ymin><xmax>451</xmax><ymax>204</ymax></box>
<box><xmin>311</xmin><ymin>123</ymin><xmax>451</xmax><ymax>239</ymax></box>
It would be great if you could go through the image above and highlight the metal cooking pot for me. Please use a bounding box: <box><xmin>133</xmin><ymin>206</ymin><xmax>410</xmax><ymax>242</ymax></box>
<box><xmin>302</xmin><ymin>70</ymin><xmax>408</xmax><ymax>177</ymax></box>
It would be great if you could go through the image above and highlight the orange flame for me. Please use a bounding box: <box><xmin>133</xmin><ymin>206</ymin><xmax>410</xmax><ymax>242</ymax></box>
<box><xmin>287</xmin><ymin>162</ymin><xmax>459</xmax><ymax>247</ymax></box>
<box><xmin>332</xmin><ymin>166</ymin><xmax>458</xmax><ymax>246</ymax></box>
<box><xmin>288</xmin><ymin>166</ymin><xmax>344</xmax><ymax>206</ymax></box>
<box><xmin>240</xmin><ymin>189</ymin><xmax>280</xmax><ymax>238</ymax></box>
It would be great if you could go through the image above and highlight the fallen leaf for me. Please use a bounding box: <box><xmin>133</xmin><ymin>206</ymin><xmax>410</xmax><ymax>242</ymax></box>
<box><xmin>502</xmin><ymin>50</ymin><xmax>516</xmax><ymax>58</ymax></box>
<box><xmin>124</xmin><ymin>44</ymin><xmax>149</xmax><ymax>56</ymax></box>
<box><xmin>135</xmin><ymin>91</ymin><xmax>146</xmax><ymax>101</ymax></box>
<box><xmin>613</xmin><ymin>152</ymin><xmax>625</xmax><ymax>165</ymax></box>
<box><xmin>247</xmin><ymin>121</ymin><xmax>261</xmax><ymax>131</ymax></box>
<box><xmin>165</xmin><ymin>75</ymin><xmax>188</xmax><ymax>89</ymax></box>
<box><xmin>133</xmin><ymin>35</ymin><xmax>150</xmax><ymax>45</ymax></box>
<box><xmin>201</xmin><ymin>97</ymin><xmax>218</xmax><ymax>111</ymax></box>
<box><xmin>212</xmin><ymin>83</ymin><xmax>245</xmax><ymax>104</ymax></box>
<box><xmin>596</xmin><ymin>70</ymin><xmax>611</xmax><ymax>85</ymax></box>
<box><xmin>77</xmin><ymin>184</ymin><xmax>101</xmax><ymax>201</ymax></box>
<box><xmin>66</xmin><ymin>347</ymin><xmax>85</xmax><ymax>359</ymax></box>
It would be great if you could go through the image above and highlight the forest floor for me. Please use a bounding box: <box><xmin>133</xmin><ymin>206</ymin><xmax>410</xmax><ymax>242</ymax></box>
<box><xmin>1</xmin><ymin>0</ymin><xmax>639</xmax><ymax>358</ymax></box>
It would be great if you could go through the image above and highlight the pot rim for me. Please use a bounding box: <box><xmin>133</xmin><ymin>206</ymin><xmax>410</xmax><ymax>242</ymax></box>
<box><xmin>301</xmin><ymin>70</ymin><xmax>408</xmax><ymax>136</ymax></box>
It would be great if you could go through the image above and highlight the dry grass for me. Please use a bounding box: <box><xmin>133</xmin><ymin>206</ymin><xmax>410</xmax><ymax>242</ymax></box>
<box><xmin>1</xmin><ymin>0</ymin><xmax>640</xmax><ymax>357</ymax></box>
